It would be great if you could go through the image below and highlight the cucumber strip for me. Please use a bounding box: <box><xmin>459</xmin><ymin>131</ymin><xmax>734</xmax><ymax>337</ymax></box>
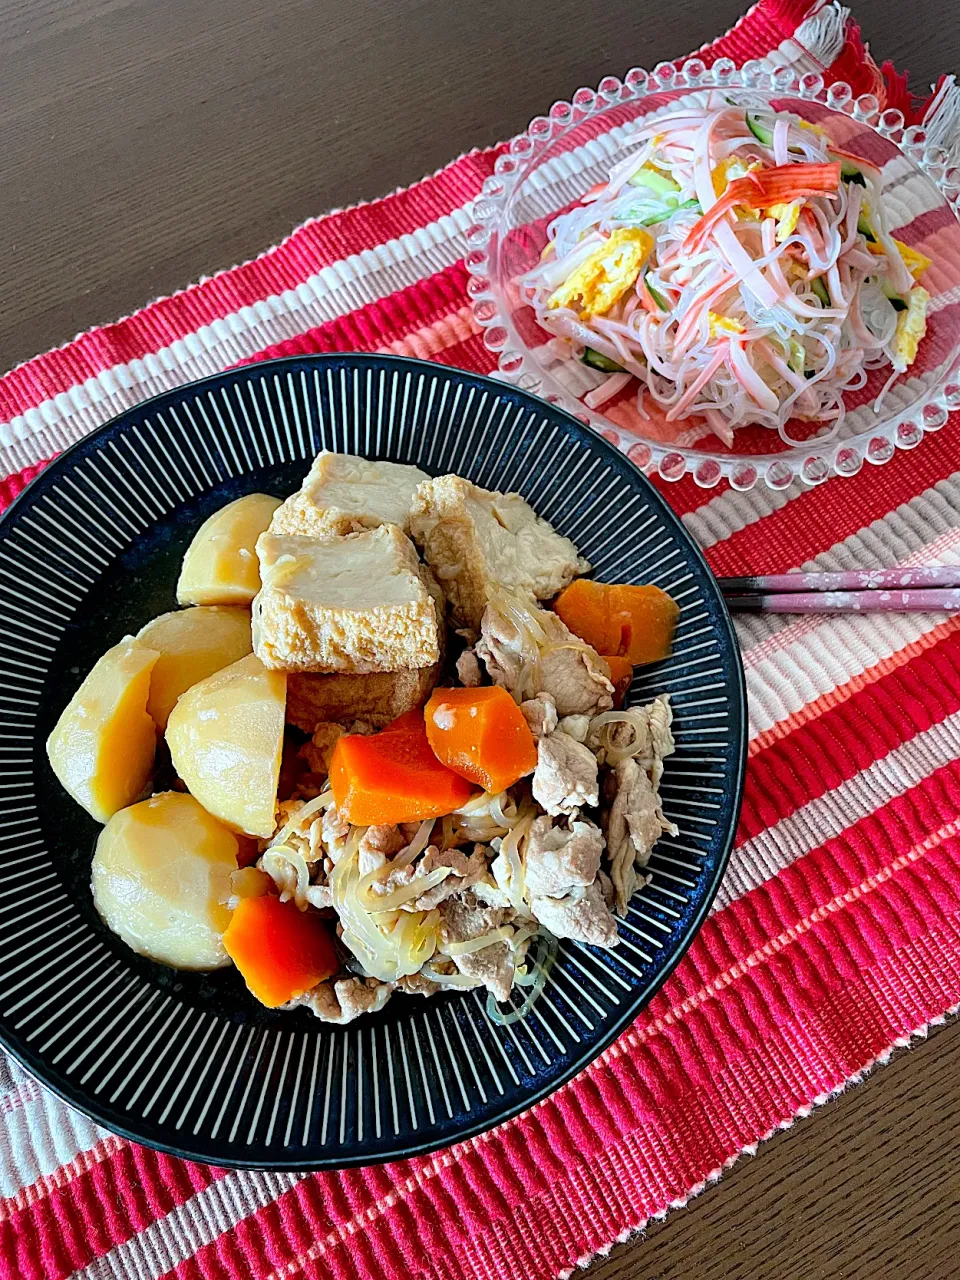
<box><xmin>811</xmin><ymin>277</ymin><xmax>830</xmax><ymax>306</ymax></box>
<box><xmin>628</xmin><ymin>168</ymin><xmax>680</xmax><ymax>196</ymax></box>
<box><xmin>879</xmin><ymin>277</ymin><xmax>908</xmax><ymax>309</ymax></box>
<box><xmin>857</xmin><ymin>214</ymin><xmax>877</xmax><ymax>243</ymax></box>
<box><xmin>839</xmin><ymin>157</ymin><xmax>867</xmax><ymax>184</ymax></box>
<box><xmin>644</xmin><ymin>273</ymin><xmax>670</xmax><ymax>312</ymax></box>
<box><xmin>786</xmin><ymin>338</ymin><xmax>805</xmax><ymax>375</ymax></box>
<box><xmin>581</xmin><ymin>348</ymin><xmax>624</xmax><ymax>373</ymax></box>
<box><xmin>745</xmin><ymin>112</ymin><xmax>774</xmax><ymax>146</ymax></box>
<box><xmin>640</xmin><ymin>198</ymin><xmax>700</xmax><ymax>226</ymax></box>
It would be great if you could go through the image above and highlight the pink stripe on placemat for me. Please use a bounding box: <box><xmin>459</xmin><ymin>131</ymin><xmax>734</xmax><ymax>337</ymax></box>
<box><xmin>2</xmin><ymin>3</ymin><xmax>960</xmax><ymax>1279</ymax></box>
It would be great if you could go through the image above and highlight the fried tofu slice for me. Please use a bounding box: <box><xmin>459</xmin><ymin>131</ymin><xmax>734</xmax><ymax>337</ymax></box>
<box><xmin>286</xmin><ymin>664</ymin><xmax>441</xmax><ymax>733</ymax></box>
<box><xmin>253</xmin><ymin>525</ymin><xmax>440</xmax><ymax>673</ymax></box>
<box><xmin>408</xmin><ymin>475</ymin><xmax>589</xmax><ymax>630</ymax></box>
<box><xmin>270</xmin><ymin>452</ymin><xmax>428</xmax><ymax>538</ymax></box>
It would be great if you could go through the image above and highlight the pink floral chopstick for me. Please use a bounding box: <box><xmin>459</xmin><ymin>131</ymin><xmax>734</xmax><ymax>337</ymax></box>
<box><xmin>718</xmin><ymin>567</ymin><xmax>960</xmax><ymax>613</ymax></box>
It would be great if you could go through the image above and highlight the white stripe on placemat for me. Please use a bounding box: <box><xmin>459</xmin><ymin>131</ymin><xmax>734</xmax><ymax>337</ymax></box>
<box><xmin>729</xmin><ymin>472</ymin><xmax>960</xmax><ymax>656</ymax></box>
<box><xmin>74</xmin><ymin>1169</ymin><xmax>305</xmax><ymax>1280</ymax></box>
<box><xmin>0</xmin><ymin>1059</ymin><xmax>103</xmax><ymax>1202</ymax></box>
<box><xmin>0</xmin><ymin>206</ymin><xmax>481</xmax><ymax>473</ymax></box>
<box><xmin>737</xmin><ymin>486</ymin><xmax>960</xmax><ymax>736</ymax></box>
<box><xmin>715</xmin><ymin>705</ymin><xmax>960</xmax><ymax>910</ymax></box>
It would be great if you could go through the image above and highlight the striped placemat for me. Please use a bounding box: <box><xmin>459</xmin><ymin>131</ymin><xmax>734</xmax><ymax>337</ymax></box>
<box><xmin>2</xmin><ymin>3</ymin><xmax>960</xmax><ymax>1278</ymax></box>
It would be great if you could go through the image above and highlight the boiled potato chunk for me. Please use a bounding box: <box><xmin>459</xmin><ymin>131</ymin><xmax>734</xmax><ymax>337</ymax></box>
<box><xmin>137</xmin><ymin>606</ymin><xmax>253</xmax><ymax>729</ymax></box>
<box><xmin>46</xmin><ymin>637</ymin><xmax>159</xmax><ymax>823</ymax></box>
<box><xmin>166</xmin><ymin>653</ymin><xmax>286</xmax><ymax>837</ymax></box>
<box><xmin>92</xmin><ymin>792</ymin><xmax>238</xmax><ymax>969</ymax></box>
<box><xmin>177</xmin><ymin>493</ymin><xmax>281</xmax><ymax>606</ymax></box>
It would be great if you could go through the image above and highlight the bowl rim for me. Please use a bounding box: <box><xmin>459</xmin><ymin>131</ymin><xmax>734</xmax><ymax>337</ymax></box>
<box><xmin>467</xmin><ymin>61</ymin><xmax>960</xmax><ymax>493</ymax></box>
<box><xmin>0</xmin><ymin>352</ymin><xmax>748</xmax><ymax>1168</ymax></box>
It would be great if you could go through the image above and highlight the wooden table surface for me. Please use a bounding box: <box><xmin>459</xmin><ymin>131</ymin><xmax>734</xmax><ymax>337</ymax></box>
<box><xmin>3</xmin><ymin>2</ymin><xmax>960</xmax><ymax>1276</ymax></box>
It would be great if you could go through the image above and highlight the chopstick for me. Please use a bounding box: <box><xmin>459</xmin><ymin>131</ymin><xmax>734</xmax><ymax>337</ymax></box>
<box><xmin>718</xmin><ymin>567</ymin><xmax>960</xmax><ymax>614</ymax></box>
<box><xmin>719</xmin><ymin>567</ymin><xmax>960</xmax><ymax>592</ymax></box>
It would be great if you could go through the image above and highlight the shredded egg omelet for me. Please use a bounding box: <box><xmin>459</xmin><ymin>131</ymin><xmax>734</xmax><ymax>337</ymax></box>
<box><xmin>892</xmin><ymin>286</ymin><xmax>931</xmax><ymax>370</ymax></box>
<box><xmin>708</xmin><ymin>313</ymin><xmax>745</xmax><ymax>339</ymax></box>
<box><xmin>547</xmin><ymin>227</ymin><xmax>653</xmax><ymax>319</ymax></box>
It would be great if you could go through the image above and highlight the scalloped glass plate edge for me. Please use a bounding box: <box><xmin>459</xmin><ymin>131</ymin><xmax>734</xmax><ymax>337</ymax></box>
<box><xmin>467</xmin><ymin>61</ymin><xmax>960</xmax><ymax>491</ymax></box>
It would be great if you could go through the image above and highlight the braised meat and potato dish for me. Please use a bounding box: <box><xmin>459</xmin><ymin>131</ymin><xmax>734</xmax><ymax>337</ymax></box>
<box><xmin>48</xmin><ymin>451</ymin><xmax>680</xmax><ymax>1025</ymax></box>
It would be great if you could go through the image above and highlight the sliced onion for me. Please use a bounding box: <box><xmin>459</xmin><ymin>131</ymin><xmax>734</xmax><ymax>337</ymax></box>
<box><xmin>589</xmin><ymin>708</ymin><xmax>660</xmax><ymax>764</ymax></box>
<box><xmin>391</xmin><ymin>908</ymin><xmax>441</xmax><ymax>974</ymax></box>
<box><xmin>269</xmin><ymin>790</ymin><xmax>334</xmax><ymax>849</ymax></box>
<box><xmin>261</xmin><ymin>843</ymin><xmax>311</xmax><ymax>907</ymax></box>
<box><xmin>486</xmin><ymin>934</ymin><xmax>558</xmax><ymax>1023</ymax></box>
<box><xmin>358</xmin><ymin>865</ymin><xmax>451</xmax><ymax>912</ymax></box>
<box><xmin>332</xmin><ymin>845</ymin><xmax>441</xmax><ymax>982</ymax></box>
<box><xmin>454</xmin><ymin>790</ymin><xmax>518</xmax><ymax>834</ymax></box>
<box><xmin>492</xmin><ymin>813</ymin><xmax>534</xmax><ymax>915</ymax></box>
<box><xmin>488</xmin><ymin>588</ymin><xmax>548</xmax><ymax>661</ymax></box>
<box><xmin>420</xmin><ymin>961</ymin><xmax>482</xmax><ymax>989</ymax></box>
<box><xmin>392</xmin><ymin>818</ymin><xmax>436</xmax><ymax>870</ymax></box>
<box><xmin>455</xmin><ymin>793</ymin><xmax>500</xmax><ymax>815</ymax></box>
<box><xmin>442</xmin><ymin>926</ymin><xmax>515</xmax><ymax>957</ymax></box>
<box><xmin>508</xmin><ymin>925</ymin><xmax>539</xmax><ymax>952</ymax></box>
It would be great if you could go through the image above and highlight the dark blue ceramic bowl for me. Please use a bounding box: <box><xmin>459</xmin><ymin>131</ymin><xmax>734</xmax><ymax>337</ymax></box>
<box><xmin>0</xmin><ymin>354</ymin><xmax>745</xmax><ymax>1168</ymax></box>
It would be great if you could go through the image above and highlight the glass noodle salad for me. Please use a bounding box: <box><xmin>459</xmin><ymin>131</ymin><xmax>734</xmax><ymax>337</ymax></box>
<box><xmin>521</xmin><ymin>97</ymin><xmax>933</xmax><ymax>446</ymax></box>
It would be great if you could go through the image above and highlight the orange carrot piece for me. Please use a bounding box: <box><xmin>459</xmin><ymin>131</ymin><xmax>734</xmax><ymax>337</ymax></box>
<box><xmin>601</xmin><ymin>655</ymin><xmax>634</xmax><ymax>706</ymax></box>
<box><xmin>552</xmin><ymin>579</ymin><xmax>622</xmax><ymax>654</ymax></box>
<box><xmin>554</xmin><ymin>579</ymin><xmax>679</xmax><ymax>666</ymax></box>
<box><xmin>329</xmin><ymin>710</ymin><xmax>474</xmax><ymax>825</ymax></box>
<box><xmin>608</xmin><ymin>585</ymin><xmax>679</xmax><ymax>664</ymax></box>
<box><xmin>425</xmin><ymin>686</ymin><xmax>538</xmax><ymax>793</ymax></box>
<box><xmin>223</xmin><ymin>895</ymin><xmax>339</xmax><ymax>1008</ymax></box>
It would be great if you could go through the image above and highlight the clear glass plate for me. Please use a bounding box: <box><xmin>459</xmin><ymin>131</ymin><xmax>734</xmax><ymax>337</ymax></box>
<box><xmin>467</xmin><ymin>59</ymin><xmax>960</xmax><ymax>491</ymax></box>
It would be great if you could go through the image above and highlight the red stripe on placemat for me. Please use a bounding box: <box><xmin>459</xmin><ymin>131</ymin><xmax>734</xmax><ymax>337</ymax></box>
<box><xmin>702</xmin><ymin>0</ymin><xmax>810</xmax><ymax>63</ymax></box>
<box><xmin>243</xmin><ymin>317</ymin><xmax>497</xmax><ymax>381</ymax></box>
<box><xmin>0</xmin><ymin>163</ymin><xmax>501</xmax><ymax>424</ymax></box>
<box><xmin>748</xmin><ymin>615</ymin><xmax>960</xmax><ymax>757</ymax></box>
<box><xmin>0</xmin><ymin>459</ymin><xmax>51</xmax><ymax>514</ymax></box>
<box><xmin>166</xmin><ymin>780</ymin><xmax>960</xmax><ymax>1280</ymax></box>
<box><xmin>457</xmin><ymin>917</ymin><xmax>960</xmax><ymax>1280</ymax></box>
<box><xmin>0</xmin><ymin>267</ymin><xmax>480</xmax><ymax>513</ymax></box>
<box><xmin>0</xmin><ymin>1146</ymin><xmax>225</xmax><ymax>1280</ymax></box>
<box><xmin>739</xmin><ymin>626</ymin><xmax>960</xmax><ymax>843</ymax></box>
<box><xmin>702</xmin><ymin>422</ymin><xmax>960</xmax><ymax>574</ymax></box>
<box><xmin>232</xmin><ymin>263</ymin><xmax>474</xmax><ymax>364</ymax></box>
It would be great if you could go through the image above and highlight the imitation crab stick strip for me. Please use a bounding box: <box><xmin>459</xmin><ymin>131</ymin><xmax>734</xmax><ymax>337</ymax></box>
<box><xmin>684</xmin><ymin>162</ymin><xmax>841</xmax><ymax>251</ymax></box>
<box><xmin>666</xmin><ymin>343</ymin><xmax>731</xmax><ymax>420</ymax></box>
<box><xmin>673</xmin><ymin>274</ymin><xmax>738</xmax><ymax>355</ymax></box>
<box><xmin>728</xmin><ymin>336</ymin><xmax>779</xmax><ymax>412</ymax></box>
